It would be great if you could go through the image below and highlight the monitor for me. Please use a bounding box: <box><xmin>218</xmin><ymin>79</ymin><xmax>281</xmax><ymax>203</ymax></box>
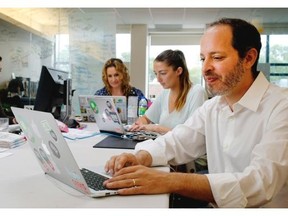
<box><xmin>34</xmin><ymin>65</ymin><xmax>72</xmax><ymax>122</ymax></box>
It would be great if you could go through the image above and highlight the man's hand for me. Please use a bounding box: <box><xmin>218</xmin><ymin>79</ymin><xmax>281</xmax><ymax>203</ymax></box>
<box><xmin>105</xmin><ymin>153</ymin><xmax>140</xmax><ymax>175</ymax></box>
<box><xmin>104</xmin><ymin>151</ymin><xmax>152</xmax><ymax>175</ymax></box>
<box><xmin>104</xmin><ymin>165</ymin><xmax>173</xmax><ymax>195</ymax></box>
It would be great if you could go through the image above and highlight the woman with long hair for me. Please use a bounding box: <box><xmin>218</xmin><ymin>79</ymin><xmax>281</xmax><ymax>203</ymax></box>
<box><xmin>95</xmin><ymin>58</ymin><xmax>145</xmax><ymax>98</ymax></box>
<box><xmin>130</xmin><ymin>49</ymin><xmax>207</xmax><ymax>134</ymax></box>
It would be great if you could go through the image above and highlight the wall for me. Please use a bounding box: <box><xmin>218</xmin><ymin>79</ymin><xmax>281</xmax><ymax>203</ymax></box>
<box><xmin>130</xmin><ymin>24</ymin><xmax>147</xmax><ymax>95</ymax></box>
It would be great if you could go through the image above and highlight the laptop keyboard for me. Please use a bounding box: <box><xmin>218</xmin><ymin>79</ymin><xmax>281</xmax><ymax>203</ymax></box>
<box><xmin>80</xmin><ymin>168</ymin><xmax>109</xmax><ymax>191</ymax></box>
<box><xmin>124</xmin><ymin>131</ymin><xmax>159</xmax><ymax>141</ymax></box>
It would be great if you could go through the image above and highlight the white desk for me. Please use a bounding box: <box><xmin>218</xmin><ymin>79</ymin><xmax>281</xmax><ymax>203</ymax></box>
<box><xmin>0</xmin><ymin>127</ymin><xmax>169</xmax><ymax>208</ymax></box>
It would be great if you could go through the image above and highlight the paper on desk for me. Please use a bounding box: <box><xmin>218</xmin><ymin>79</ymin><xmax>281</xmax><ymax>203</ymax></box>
<box><xmin>62</xmin><ymin>128</ymin><xmax>100</xmax><ymax>140</ymax></box>
<box><xmin>0</xmin><ymin>147</ymin><xmax>9</xmax><ymax>152</ymax></box>
<box><xmin>0</xmin><ymin>132</ymin><xmax>26</xmax><ymax>148</ymax></box>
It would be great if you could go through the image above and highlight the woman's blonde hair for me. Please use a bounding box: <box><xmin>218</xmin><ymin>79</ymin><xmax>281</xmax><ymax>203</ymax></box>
<box><xmin>154</xmin><ymin>50</ymin><xmax>192</xmax><ymax>111</ymax></box>
<box><xmin>102</xmin><ymin>58</ymin><xmax>132</xmax><ymax>96</ymax></box>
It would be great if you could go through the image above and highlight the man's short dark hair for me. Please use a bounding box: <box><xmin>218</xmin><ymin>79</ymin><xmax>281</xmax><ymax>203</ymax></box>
<box><xmin>0</xmin><ymin>56</ymin><xmax>2</xmax><ymax>61</ymax></box>
<box><xmin>207</xmin><ymin>18</ymin><xmax>262</xmax><ymax>78</ymax></box>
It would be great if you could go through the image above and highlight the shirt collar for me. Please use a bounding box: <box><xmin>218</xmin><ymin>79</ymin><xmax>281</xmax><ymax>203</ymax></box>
<box><xmin>237</xmin><ymin>72</ymin><xmax>269</xmax><ymax>112</ymax></box>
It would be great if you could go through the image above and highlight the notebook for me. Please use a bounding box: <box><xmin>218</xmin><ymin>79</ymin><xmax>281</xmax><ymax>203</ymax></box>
<box><xmin>11</xmin><ymin>107</ymin><xmax>118</xmax><ymax>198</ymax></box>
<box><xmin>79</xmin><ymin>95</ymin><xmax>127</xmax><ymax>123</ymax></box>
<box><xmin>86</xmin><ymin>96</ymin><xmax>159</xmax><ymax>149</ymax></box>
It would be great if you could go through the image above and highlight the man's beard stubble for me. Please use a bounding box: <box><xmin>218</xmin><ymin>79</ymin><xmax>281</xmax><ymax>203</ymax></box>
<box><xmin>206</xmin><ymin>60</ymin><xmax>245</xmax><ymax>96</ymax></box>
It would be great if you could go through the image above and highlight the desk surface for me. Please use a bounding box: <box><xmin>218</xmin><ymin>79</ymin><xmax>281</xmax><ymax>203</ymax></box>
<box><xmin>0</xmin><ymin>125</ymin><xmax>169</xmax><ymax>208</ymax></box>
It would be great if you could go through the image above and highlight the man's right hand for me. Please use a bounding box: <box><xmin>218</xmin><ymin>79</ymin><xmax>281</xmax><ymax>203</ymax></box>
<box><xmin>105</xmin><ymin>153</ymin><xmax>140</xmax><ymax>175</ymax></box>
<box><xmin>104</xmin><ymin>150</ymin><xmax>152</xmax><ymax>175</ymax></box>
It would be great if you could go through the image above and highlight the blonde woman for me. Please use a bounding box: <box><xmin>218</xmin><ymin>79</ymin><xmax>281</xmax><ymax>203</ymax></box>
<box><xmin>95</xmin><ymin>58</ymin><xmax>145</xmax><ymax>99</ymax></box>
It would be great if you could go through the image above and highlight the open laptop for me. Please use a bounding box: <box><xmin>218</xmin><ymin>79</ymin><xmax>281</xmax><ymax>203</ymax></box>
<box><xmin>11</xmin><ymin>107</ymin><xmax>118</xmax><ymax>198</ymax></box>
<box><xmin>79</xmin><ymin>95</ymin><xmax>127</xmax><ymax>123</ymax></box>
<box><xmin>86</xmin><ymin>96</ymin><xmax>159</xmax><ymax>149</ymax></box>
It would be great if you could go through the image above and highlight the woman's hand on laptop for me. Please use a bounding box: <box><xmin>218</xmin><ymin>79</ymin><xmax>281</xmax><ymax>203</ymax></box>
<box><xmin>129</xmin><ymin>116</ymin><xmax>171</xmax><ymax>134</ymax></box>
<box><xmin>128</xmin><ymin>121</ymin><xmax>143</xmax><ymax>131</ymax></box>
<box><xmin>129</xmin><ymin>116</ymin><xmax>151</xmax><ymax>131</ymax></box>
<box><xmin>133</xmin><ymin>124</ymin><xmax>170</xmax><ymax>134</ymax></box>
<box><xmin>129</xmin><ymin>121</ymin><xmax>158</xmax><ymax>132</ymax></box>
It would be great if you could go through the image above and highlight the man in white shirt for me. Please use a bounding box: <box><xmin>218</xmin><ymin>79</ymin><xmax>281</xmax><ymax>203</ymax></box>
<box><xmin>103</xmin><ymin>18</ymin><xmax>288</xmax><ymax>207</ymax></box>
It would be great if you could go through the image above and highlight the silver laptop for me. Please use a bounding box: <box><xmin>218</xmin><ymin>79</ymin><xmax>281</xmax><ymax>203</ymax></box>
<box><xmin>79</xmin><ymin>95</ymin><xmax>127</xmax><ymax>123</ymax></box>
<box><xmin>87</xmin><ymin>96</ymin><xmax>159</xmax><ymax>142</ymax></box>
<box><xmin>87</xmin><ymin>95</ymin><xmax>126</xmax><ymax>135</ymax></box>
<box><xmin>11</xmin><ymin>107</ymin><xmax>118</xmax><ymax>198</ymax></box>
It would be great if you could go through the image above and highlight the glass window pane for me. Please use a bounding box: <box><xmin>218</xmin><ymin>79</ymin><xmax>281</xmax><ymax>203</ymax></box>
<box><xmin>55</xmin><ymin>34</ymin><xmax>69</xmax><ymax>63</ymax></box>
<box><xmin>116</xmin><ymin>33</ymin><xmax>131</xmax><ymax>62</ymax></box>
<box><xmin>270</xmin><ymin>75</ymin><xmax>288</xmax><ymax>87</ymax></box>
<box><xmin>55</xmin><ymin>34</ymin><xmax>70</xmax><ymax>71</ymax></box>
<box><xmin>270</xmin><ymin>65</ymin><xmax>288</xmax><ymax>74</ymax></box>
<box><xmin>269</xmin><ymin>35</ymin><xmax>288</xmax><ymax>63</ymax></box>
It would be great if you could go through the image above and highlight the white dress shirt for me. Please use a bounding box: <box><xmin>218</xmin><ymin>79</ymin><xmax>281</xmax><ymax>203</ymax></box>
<box><xmin>135</xmin><ymin>72</ymin><xmax>288</xmax><ymax>207</ymax></box>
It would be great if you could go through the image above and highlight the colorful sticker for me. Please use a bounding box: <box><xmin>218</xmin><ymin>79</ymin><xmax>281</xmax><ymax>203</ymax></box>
<box><xmin>71</xmin><ymin>179</ymin><xmax>90</xmax><ymax>194</ymax></box>
<box><xmin>65</xmin><ymin>168</ymin><xmax>90</xmax><ymax>194</ymax></box>
<box><xmin>109</xmin><ymin>112</ymin><xmax>120</xmax><ymax>124</ymax></box>
<box><xmin>34</xmin><ymin>148</ymin><xmax>50</xmax><ymax>172</ymax></box>
<box><xmin>49</xmin><ymin>130</ymin><xmax>57</xmax><ymax>141</ymax></box>
<box><xmin>18</xmin><ymin>118</ymin><xmax>36</xmax><ymax>143</ymax></box>
<box><xmin>106</xmin><ymin>100</ymin><xmax>113</xmax><ymax>110</ymax></box>
<box><xmin>105</xmin><ymin>109</ymin><xmax>111</xmax><ymax>120</ymax></box>
<box><xmin>48</xmin><ymin>141</ymin><xmax>61</xmax><ymax>159</ymax></box>
<box><xmin>40</xmin><ymin>119</ymin><xmax>52</xmax><ymax>132</ymax></box>
<box><xmin>89</xmin><ymin>100</ymin><xmax>99</xmax><ymax>113</ymax></box>
<box><xmin>39</xmin><ymin>147</ymin><xmax>55</xmax><ymax>171</ymax></box>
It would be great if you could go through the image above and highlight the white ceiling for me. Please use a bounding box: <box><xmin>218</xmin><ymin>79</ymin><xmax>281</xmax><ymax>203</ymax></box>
<box><xmin>0</xmin><ymin>8</ymin><xmax>288</xmax><ymax>35</ymax></box>
<box><xmin>104</xmin><ymin>8</ymin><xmax>288</xmax><ymax>29</ymax></box>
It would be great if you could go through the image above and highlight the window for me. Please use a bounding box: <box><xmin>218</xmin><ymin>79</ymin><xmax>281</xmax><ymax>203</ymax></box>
<box><xmin>116</xmin><ymin>33</ymin><xmax>131</xmax><ymax>62</ymax></box>
<box><xmin>54</xmin><ymin>34</ymin><xmax>70</xmax><ymax>72</ymax></box>
<box><xmin>260</xmin><ymin>34</ymin><xmax>288</xmax><ymax>87</ymax></box>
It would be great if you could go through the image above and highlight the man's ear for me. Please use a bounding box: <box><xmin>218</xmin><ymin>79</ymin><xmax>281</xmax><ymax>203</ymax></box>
<box><xmin>244</xmin><ymin>48</ymin><xmax>258</xmax><ymax>69</ymax></box>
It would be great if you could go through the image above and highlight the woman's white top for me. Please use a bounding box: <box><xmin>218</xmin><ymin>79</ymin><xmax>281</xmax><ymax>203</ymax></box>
<box><xmin>145</xmin><ymin>84</ymin><xmax>208</xmax><ymax>129</ymax></box>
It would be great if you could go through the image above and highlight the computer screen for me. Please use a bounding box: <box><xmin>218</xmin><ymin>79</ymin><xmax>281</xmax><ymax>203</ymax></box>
<box><xmin>34</xmin><ymin>65</ymin><xmax>72</xmax><ymax>121</ymax></box>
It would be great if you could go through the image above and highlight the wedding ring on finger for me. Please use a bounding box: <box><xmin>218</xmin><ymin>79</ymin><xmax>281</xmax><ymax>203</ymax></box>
<box><xmin>132</xmin><ymin>178</ymin><xmax>136</xmax><ymax>187</ymax></box>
